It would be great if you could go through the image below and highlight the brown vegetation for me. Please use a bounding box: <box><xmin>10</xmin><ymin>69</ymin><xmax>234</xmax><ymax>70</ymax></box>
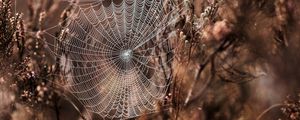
<box><xmin>0</xmin><ymin>0</ymin><xmax>300</xmax><ymax>119</ymax></box>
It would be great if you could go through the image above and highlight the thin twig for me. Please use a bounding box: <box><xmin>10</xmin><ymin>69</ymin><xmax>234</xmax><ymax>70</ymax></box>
<box><xmin>184</xmin><ymin>37</ymin><xmax>235</xmax><ymax>106</ymax></box>
<box><xmin>62</xmin><ymin>94</ymin><xmax>87</xmax><ymax>120</ymax></box>
<box><xmin>256</xmin><ymin>104</ymin><xmax>285</xmax><ymax>120</ymax></box>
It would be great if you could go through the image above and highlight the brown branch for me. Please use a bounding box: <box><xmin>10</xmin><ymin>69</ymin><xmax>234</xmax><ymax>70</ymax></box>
<box><xmin>256</xmin><ymin>104</ymin><xmax>285</xmax><ymax>120</ymax></box>
<box><xmin>184</xmin><ymin>37</ymin><xmax>235</xmax><ymax>106</ymax></box>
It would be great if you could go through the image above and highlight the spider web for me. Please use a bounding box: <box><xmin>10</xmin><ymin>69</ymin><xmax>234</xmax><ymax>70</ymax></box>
<box><xmin>44</xmin><ymin>0</ymin><xmax>182</xmax><ymax>119</ymax></box>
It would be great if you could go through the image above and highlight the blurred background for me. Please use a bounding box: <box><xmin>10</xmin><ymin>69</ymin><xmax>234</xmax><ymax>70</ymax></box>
<box><xmin>0</xmin><ymin>0</ymin><xmax>300</xmax><ymax>119</ymax></box>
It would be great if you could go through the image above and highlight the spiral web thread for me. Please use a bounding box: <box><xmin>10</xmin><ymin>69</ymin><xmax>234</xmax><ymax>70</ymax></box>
<box><xmin>44</xmin><ymin>0</ymin><xmax>183</xmax><ymax>118</ymax></box>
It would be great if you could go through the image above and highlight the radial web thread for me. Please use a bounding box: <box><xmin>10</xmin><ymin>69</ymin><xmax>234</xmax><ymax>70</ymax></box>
<box><xmin>44</xmin><ymin>0</ymin><xmax>182</xmax><ymax>118</ymax></box>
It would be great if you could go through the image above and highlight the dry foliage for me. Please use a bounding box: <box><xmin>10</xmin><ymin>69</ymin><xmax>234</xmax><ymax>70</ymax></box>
<box><xmin>0</xmin><ymin>0</ymin><xmax>300</xmax><ymax>120</ymax></box>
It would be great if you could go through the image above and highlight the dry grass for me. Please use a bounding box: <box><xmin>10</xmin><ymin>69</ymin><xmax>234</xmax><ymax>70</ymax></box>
<box><xmin>0</xmin><ymin>0</ymin><xmax>300</xmax><ymax>119</ymax></box>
